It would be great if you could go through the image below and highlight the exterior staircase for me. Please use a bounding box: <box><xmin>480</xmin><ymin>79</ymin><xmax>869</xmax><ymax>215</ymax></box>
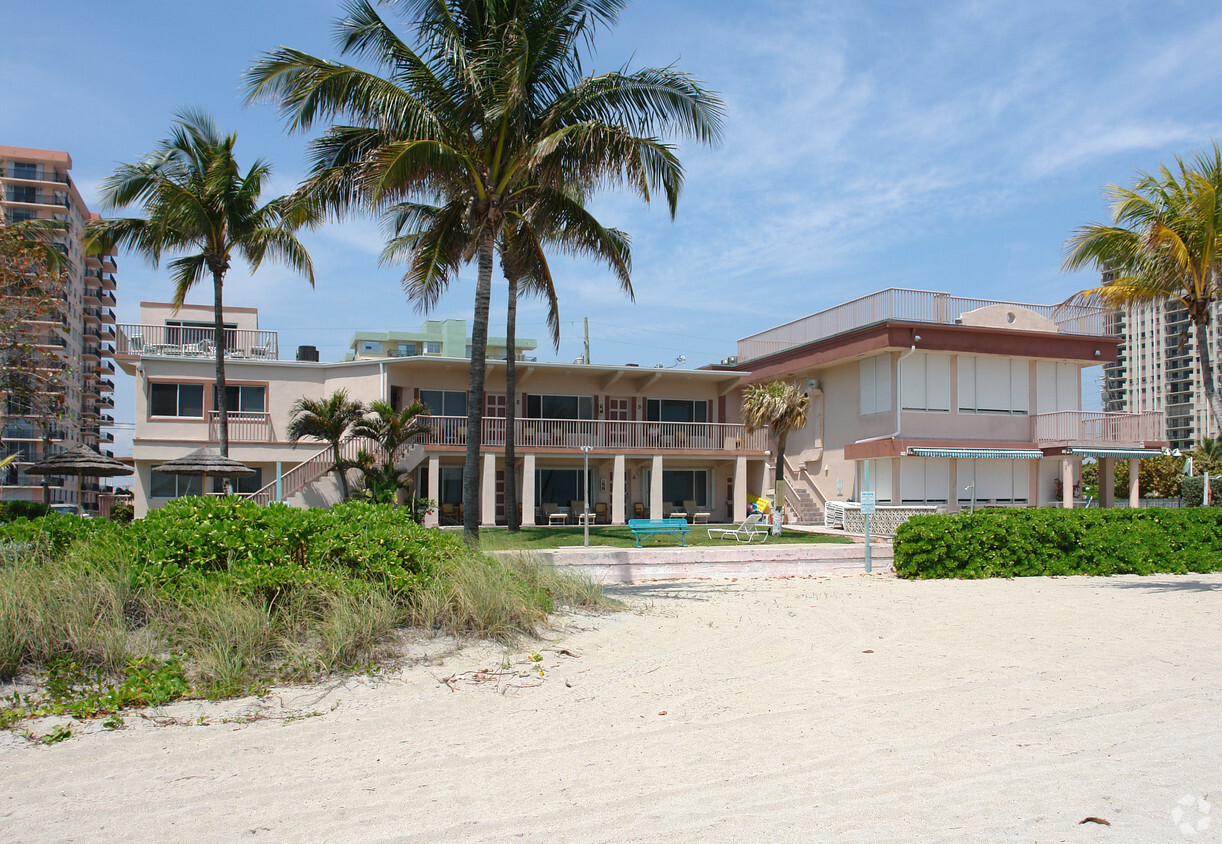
<box><xmin>244</xmin><ymin>440</ymin><xmax>425</xmax><ymax>507</ymax></box>
<box><xmin>778</xmin><ymin>454</ymin><xmax>825</xmax><ymax>526</ymax></box>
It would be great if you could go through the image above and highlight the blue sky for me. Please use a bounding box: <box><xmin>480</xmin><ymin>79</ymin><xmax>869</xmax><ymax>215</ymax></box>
<box><xmin>5</xmin><ymin>0</ymin><xmax>1221</xmax><ymax>457</ymax></box>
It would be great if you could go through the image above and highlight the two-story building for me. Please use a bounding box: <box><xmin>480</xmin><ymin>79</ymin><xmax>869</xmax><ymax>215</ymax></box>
<box><xmin>118</xmin><ymin>289</ymin><xmax>1167</xmax><ymax>528</ymax></box>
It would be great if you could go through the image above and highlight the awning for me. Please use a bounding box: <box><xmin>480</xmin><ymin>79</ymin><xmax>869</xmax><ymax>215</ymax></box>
<box><xmin>1066</xmin><ymin>447</ymin><xmax>1165</xmax><ymax>459</ymax></box>
<box><xmin>906</xmin><ymin>447</ymin><xmax>1045</xmax><ymax>459</ymax></box>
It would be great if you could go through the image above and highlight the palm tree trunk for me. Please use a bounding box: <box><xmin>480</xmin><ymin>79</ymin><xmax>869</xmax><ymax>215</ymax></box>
<box><xmin>1195</xmin><ymin>316</ymin><xmax>1222</xmax><ymax>437</ymax></box>
<box><xmin>213</xmin><ymin>269</ymin><xmax>229</xmax><ymax>461</ymax></box>
<box><xmin>504</xmin><ymin>271</ymin><xmax>519</xmax><ymax>531</ymax></box>
<box><xmin>333</xmin><ymin>441</ymin><xmax>350</xmax><ymax>500</ymax></box>
<box><xmin>773</xmin><ymin>431</ymin><xmax>787</xmax><ymax>536</ymax></box>
<box><xmin>463</xmin><ymin>229</ymin><xmax>494</xmax><ymax>543</ymax></box>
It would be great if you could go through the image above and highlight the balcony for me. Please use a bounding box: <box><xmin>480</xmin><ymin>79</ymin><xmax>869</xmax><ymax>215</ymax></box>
<box><xmin>208</xmin><ymin>411</ymin><xmax>274</xmax><ymax>443</ymax></box>
<box><xmin>3</xmin><ymin>187</ymin><xmax>69</xmax><ymax>208</ymax></box>
<box><xmin>2</xmin><ymin>166</ymin><xmax>70</xmax><ymax>184</ymax></box>
<box><xmin>117</xmin><ymin>324</ymin><xmax>279</xmax><ymax>360</ymax></box>
<box><xmin>417</xmin><ymin>416</ymin><xmax>769</xmax><ymax>453</ymax></box>
<box><xmin>1034</xmin><ymin>411</ymin><xmax>1165</xmax><ymax>447</ymax></box>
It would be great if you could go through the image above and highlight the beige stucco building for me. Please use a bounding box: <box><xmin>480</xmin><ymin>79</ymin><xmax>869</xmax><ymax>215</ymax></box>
<box><xmin>1</xmin><ymin>145</ymin><xmax>118</xmax><ymax>513</ymax></box>
<box><xmin>118</xmin><ymin>289</ymin><xmax>1167</xmax><ymax>526</ymax></box>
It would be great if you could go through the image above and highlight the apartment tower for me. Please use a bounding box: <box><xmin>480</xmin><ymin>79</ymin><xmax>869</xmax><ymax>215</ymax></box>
<box><xmin>0</xmin><ymin>145</ymin><xmax>118</xmax><ymax>513</ymax></box>
<box><xmin>1100</xmin><ymin>271</ymin><xmax>1222</xmax><ymax>451</ymax></box>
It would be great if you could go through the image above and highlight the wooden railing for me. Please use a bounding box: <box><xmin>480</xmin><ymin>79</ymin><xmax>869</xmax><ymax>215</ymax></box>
<box><xmin>418</xmin><ymin>417</ymin><xmax>769</xmax><ymax>452</ymax></box>
<box><xmin>208</xmin><ymin>411</ymin><xmax>273</xmax><ymax>443</ymax></box>
<box><xmin>116</xmin><ymin>324</ymin><xmax>278</xmax><ymax>360</ymax></box>
<box><xmin>1033</xmin><ymin>410</ymin><xmax>1165</xmax><ymax>445</ymax></box>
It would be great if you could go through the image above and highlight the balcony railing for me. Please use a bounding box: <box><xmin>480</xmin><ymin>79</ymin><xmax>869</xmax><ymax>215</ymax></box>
<box><xmin>737</xmin><ymin>288</ymin><xmax>1109</xmax><ymax>362</ymax></box>
<box><xmin>2</xmin><ymin>166</ymin><xmax>69</xmax><ymax>184</ymax></box>
<box><xmin>418</xmin><ymin>416</ymin><xmax>769</xmax><ymax>452</ymax></box>
<box><xmin>3</xmin><ymin>187</ymin><xmax>69</xmax><ymax>207</ymax></box>
<box><xmin>1034</xmin><ymin>411</ymin><xmax>1165</xmax><ymax>445</ymax></box>
<box><xmin>209</xmin><ymin>411</ymin><xmax>274</xmax><ymax>443</ymax></box>
<box><xmin>117</xmin><ymin>324</ymin><xmax>279</xmax><ymax>360</ymax></box>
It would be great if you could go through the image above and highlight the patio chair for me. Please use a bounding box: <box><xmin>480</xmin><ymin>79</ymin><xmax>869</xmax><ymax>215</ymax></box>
<box><xmin>633</xmin><ymin>502</ymin><xmax>645</xmax><ymax>518</ymax></box>
<box><xmin>594</xmin><ymin>502</ymin><xmax>609</xmax><ymax>524</ymax></box>
<box><xmin>662</xmin><ymin>502</ymin><xmax>675</xmax><ymax>518</ymax></box>
<box><xmin>128</xmin><ymin>335</ymin><xmax>144</xmax><ymax>354</ymax></box>
<box><xmin>570</xmin><ymin>500</ymin><xmax>592</xmax><ymax>525</ymax></box>
<box><xmin>708</xmin><ymin>513</ymin><xmax>767</xmax><ymax>543</ymax></box>
<box><xmin>683</xmin><ymin>499</ymin><xmax>711</xmax><ymax>524</ymax></box>
<box><xmin>441</xmin><ymin>502</ymin><xmax>458</xmax><ymax>525</ymax></box>
<box><xmin>249</xmin><ymin>342</ymin><xmax>272</xmax><ymax>359</ymax></box>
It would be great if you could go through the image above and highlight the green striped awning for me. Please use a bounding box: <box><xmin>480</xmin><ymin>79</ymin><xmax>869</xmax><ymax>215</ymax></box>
<box><xmin>1067</xmin><ymin>447</ymin><xmax>1165</xmax><ymax>459</ymax></box>
<box><xmin>906</xmin><ymin>447</ymin><xmax>1045</xmax><ymax>459</ymax></box>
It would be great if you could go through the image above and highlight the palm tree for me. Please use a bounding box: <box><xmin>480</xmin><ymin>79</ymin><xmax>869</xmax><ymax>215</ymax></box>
<box><xmin>741</xmin><ymin>381</ymin><xmax>810</xmax><ymax>536</ymax></box>
<box><xmin>352</xmin><ymin>399</ymin><xmax>431</xmax><ymax>458</ymax></box>
<box><xmin>86</xmin><ymin>110</ymin><xmax>316</xmax><ymax>457</ymax></box>
<box><xmin>246</xmin><ymin>0</ymin><xmax>722</xmax><ymax>542</ymax></box>
<box><xmin>1192</xmin><ymin>435</ymin><xmax>1222</xmax><ymax>474</ymax></box>
<box><xmin>286</xmin><ymin>389</ymin><xmax>366</xmax><ymax>500</ymax></box>
<box><xmin>1063</xmin><ymin>144</ymin><xmax>1222</xmax><ymax>430</ymax></box>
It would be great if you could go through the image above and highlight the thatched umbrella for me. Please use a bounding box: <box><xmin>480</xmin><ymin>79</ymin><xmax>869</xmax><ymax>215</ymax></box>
<box><xmin>24</xmin><ymin>445</ymin><xmax>134</xmax><ymax>515</ymax></box>
<box><xmin>151</xmin><ymin>448</ymin><xmax>255</xmax><ymax>496</ymax></box>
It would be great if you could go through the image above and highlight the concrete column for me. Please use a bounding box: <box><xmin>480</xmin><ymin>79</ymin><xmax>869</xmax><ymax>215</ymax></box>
<box><xmin>425</xmin><ymin>456</ymin><xmax>440</xmax><ymax>528</ymax></box>
<box><xmin>1099</xmin><ymin>457</ymin><xmax>1114</xmax><ymax>507</ymax></box>
<box><xmin>481</xmin><ymin>452</ymin><xmax>497</xmax><ymax>526</ymax></box>
<box><xmin>734</xmin><ymin>456</ymin><xmax>747</xmax><ymax>523</ymax></box>
<box><xmin>650</xmin><ymin>454</ymin><xmax>664</xmax><ymax>519</ymax></box>
<box><xmin>1129</xmin><ymin>457</ymin><xmax>1140</xmax><ymax>509</ymax></box>
<box><xmin>1062</xmin><ymin>458</ymin><xmax>1075</xmax><ymax>509</ymax></box>
<box><xmin>612</xmin><ymin>454</ymin><xmax>626</xmax><ymax>524</ymax></box>
<box><xmin>522</xmin><ymin>453</ymin><xmax>536</xmax><ymax>526</ymax></box>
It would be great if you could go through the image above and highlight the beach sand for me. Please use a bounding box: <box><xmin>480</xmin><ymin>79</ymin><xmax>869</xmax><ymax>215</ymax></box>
<box><xmin>1</xmin><ymin>572</ymin><xmax>1219</xmax><ymax>842</ymax></box>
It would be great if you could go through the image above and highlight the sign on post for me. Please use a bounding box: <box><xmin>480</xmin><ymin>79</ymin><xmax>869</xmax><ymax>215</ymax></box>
<box><xmin>859</xmin><ymin>492</ymin><xmax>876</xmax><ymax>572</ymax></box>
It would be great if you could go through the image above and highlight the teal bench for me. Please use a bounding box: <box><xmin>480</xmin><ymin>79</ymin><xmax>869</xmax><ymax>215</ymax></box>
<box><xmin>627</xmin><ymin>517</ymin><xmax>690</xmax><ymax>547</ymax></box>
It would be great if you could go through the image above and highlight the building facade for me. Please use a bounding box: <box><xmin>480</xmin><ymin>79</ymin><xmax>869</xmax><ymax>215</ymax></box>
<box><xmin>1101</xmin><ymin>293</ymin><xmax>1222</xmax><ymax>451</ymax></box>
<box><xmin>347</xmin><ymin>320</ymin><xmax>538</xmax><ymax>362</ymax></box>
<box><xmin>120</xmin><ymin>289</ymin><xmax>1165</xmax><ymax>525</ymax></box>
<box><xmin>1</xmin><ymin>145</ymin><xmax>118</xmax><ymax>513</ymax></box>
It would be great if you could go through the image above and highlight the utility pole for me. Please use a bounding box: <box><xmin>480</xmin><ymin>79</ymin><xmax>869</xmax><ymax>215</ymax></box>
<box><xmin>583</xmin><ymin>317</ymin><xmax>590</xmax><ymax>365</ymax></box>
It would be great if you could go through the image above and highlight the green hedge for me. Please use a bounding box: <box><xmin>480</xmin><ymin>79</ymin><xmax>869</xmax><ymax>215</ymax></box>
<box><xmin>1179</xmin><ymin>476</ymin><xmax>1222</xmax><ymax>507</ymax></box>
<box><xmin>893</xmin><ymin>507</ymin><xmax>1222</xmax><ymax>579</ymax></box>
<box><xmin>0</xmin><ymin>501</ymin><xmax>50</xmax><ymax>523</ymax></box>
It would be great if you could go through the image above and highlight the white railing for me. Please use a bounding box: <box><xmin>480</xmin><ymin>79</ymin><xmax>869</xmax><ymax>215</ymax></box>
<box><xmin>208</xmin><ymin>411</ymin><xmax>273</xmax><ymax>443</ymax></box>
<box><xmin>736</xmin><ymin>288</ymin><xmax>1108</xmax><ymax>362</ymax></box>
<box><xmin>244</xmin><ymin>437</ymin><xmax>373</xmax><ymax>506</ymax></box>
<box><xmin>417</xmin><ymin>416</ymin><xmax>769</xmax><ymax>452</ymax></box>
<box><xmin>116</xmin><ymin>324</ymin><xmax>278</xmax><ymax>360</ymax></box>
<box><xmin>1034</xmin><ymin>411</ymin><xmax>1165</xmax><ymax>445</ymax></box>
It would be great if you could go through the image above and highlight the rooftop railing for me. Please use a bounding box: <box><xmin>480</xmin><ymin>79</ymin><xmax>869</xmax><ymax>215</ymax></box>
<box><xmin>736</xmin><ymin>288</ymin><xmax>1109</xmax><ymax>362</ymax></box>
<box><xmin>1033</xmin><ymin>411</ymin><xmax>1165</xmax><ymax>445</ymax></box>
<box><xmin>116</xmin><ymin>324</ymin><xmax>279</xmax><ymax>360</ymax></box>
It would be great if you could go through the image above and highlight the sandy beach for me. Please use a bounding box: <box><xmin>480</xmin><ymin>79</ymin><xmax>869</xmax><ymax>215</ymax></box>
<box><xmin>1</xmin><ymin>572</ymin><xmax>1219</xmax><ymax>842</ymax></box>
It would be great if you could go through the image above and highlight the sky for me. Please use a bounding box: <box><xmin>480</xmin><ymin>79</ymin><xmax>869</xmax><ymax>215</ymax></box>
<box><xmin>5</xmin><ymin>0</ymin><xmax>1222</xmax><ymax>460</ymax></box>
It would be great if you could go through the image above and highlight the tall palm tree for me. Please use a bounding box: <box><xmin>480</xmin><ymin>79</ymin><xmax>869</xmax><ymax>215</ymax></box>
<box><xmin>85</xmin><ymin>110</ymin><xmax>316</xmax><ymax>456</ymax></box>
<box><xmin>1063</xmin><ymin>144</ymin><xmax>1222</xmax><ymax>430</ymax></box>
<box><xmin>741</xmin><ymin>381</ymin><xmax>810</xmax><ymax>536</ymax></box>
<box><xmin>286</xmin><ymin>389</ymin><xmax>366</xmax><ymax>500</ymax></box>
<box><xmin>246</xmin><ymin>0</ymin><xmax>722</xmax><ymax>542</ymax></box>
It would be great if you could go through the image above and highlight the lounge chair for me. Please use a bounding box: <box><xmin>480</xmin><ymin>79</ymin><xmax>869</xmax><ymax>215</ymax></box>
<box><xmin>683</xmin><ymin>499</ymin><xmax>711</xmax><ymax>524</ymax></box>
<box><xmin>708</xmin><ymin>513</ymin><xmax>767</xmax><ymax>543</ymax></box>
<box><xmin>594</xmin><ymin>502</ymin><xmax>609</xmax><ymax>524</ymax></box>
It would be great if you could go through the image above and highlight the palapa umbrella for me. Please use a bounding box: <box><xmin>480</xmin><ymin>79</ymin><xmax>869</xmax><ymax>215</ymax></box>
<box><xmin>151</xmin><ymin>448</ymin><xmax>255</xmax><ymax>496</ymax></box>
<box><xmin>24</xmin><ymin>444</ymin><xmax>134</xmax><ymax>515</ymax></box>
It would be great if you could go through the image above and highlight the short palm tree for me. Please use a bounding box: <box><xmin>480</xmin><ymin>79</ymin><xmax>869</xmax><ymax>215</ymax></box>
<box><xmin>351</xmin><ymin>399</ymin><xmax>431</xmax><ymax>458</ymax></box>
<box><xmin>1192</xmin><ymin>435</ymin><xmax>1222</xmax><ymax>474</ymax></box>
<box><xmin>1063</xmin><ymin>144</ymin><xmax>1222</xmax><ymax>428</ymax></box>
<box><xmin>286</xmin><ymin>389</ymin><xmax>366</xmax><ymax>500</ymax></box>
<box><xmin>86</xmin><ymin>110</ymin><xmax>316</xmax><ymax>456</ymax></box>
<box><xmin>246</xmin><ymin>0</ymin><xmax>721</xmax><ymax>541</ymax></box>
<box><xmin>741</xmin><ymin>381</ymin><xmax>810</xmax><ymax>535</ymax></box>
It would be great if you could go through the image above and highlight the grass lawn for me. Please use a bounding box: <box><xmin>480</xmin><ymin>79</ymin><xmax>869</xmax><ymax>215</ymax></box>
<box><xmin>475</xmin><ymin>524</ymin><xmax>853</xmax><ymax>551</ymax></box>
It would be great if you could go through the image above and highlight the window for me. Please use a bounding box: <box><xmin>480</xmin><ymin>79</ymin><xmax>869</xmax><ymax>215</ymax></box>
<box><xmin>360</xmin><ymin>341</ymin><xmax>379</xmax><ymax>354</ymax></box>
<box><xmin>899</xmin><ymin>458</ymin><xmax>950</xmax><ymax>504</ymax></box>
<box><xmin>7</xmin><ymin>209</ymin><xmax>35</xmax><ymax>223</ymax></box>
<box><xmin>420</xmin><ymin>390</ymin><xmax>467</xmax><ymax>417</ymax></box>
<box><xmin>646</xmin><ymin>399</ymin><xmax>707</xmax><ymax>423</ymax></box>
<box><xmin>858</xmin><ymin>459</ymin><xmax>892</xmax><ymax>503</ymax></box>
<box><xmin>150</xmin><ymin>383</ymin><xmax>204</xmax><ymax>418</ymax></box>
<box><xmin>957</xmin><ymin>459</ymin><xmax>1029</xmax><ymax>504</ymax></box>
<box><xmin>11</xmin><ymin>162</ymin><xmax>38</xmax><ymax>180</ymax></box>
<box><xmin>422</xmin><ymin>341</ymin><xmax>441</xmax><ymax>355</ymax></box>
<box><xmin>438</xmin><ymin>467</ymin><xmax>463</xmax><ymax>504</ymax></box>
<box><xmin>900</xmin><ymin>352</ymin><xmax>951</xmax><ymax>412</ymax></box>
<box><xmin>661</xmin><ymin>469</ymin><xmax>709</xmax><ymax>507</ymax></box>
<box><xmin>6</xmin><ymin>185</ymin><xmax>37</xmax><ymax>203</ymax></box>
<box><xmin>150</xmin><ymin>472</ymin><xmax>203</xmax><ymax>499</ymax></box>
<box><xmin>210</xmin><ymin>468</ymin><xmax>263</xmax><ymax>495</ymax></box>
<box><xmin>396</xmin><ymin>342</ymin><xmax>416</xmax><ymax>356</ymax></box>
<box><xmin>535</xmin><ymin>468</ymin><xmax>598</xmax><ymax>505</ymax></box>
<box><xmin>859</xmin><ymin>354</ymin><xmax>892</xmax><ymax>415</ymax></box>
<box><xmin>958</xmin><ymin>357</ymin><xmax>1029</xmax><ymax>414</ymax></box>
<box><xmin>525</xmin><ymin>394</ymin><xmax>593</xmax><ymax>419</ymax></box>
<box><xmin>212</xmin><ymin>385</ymin><xmax>266</xmax><ymax>414</ymax></box>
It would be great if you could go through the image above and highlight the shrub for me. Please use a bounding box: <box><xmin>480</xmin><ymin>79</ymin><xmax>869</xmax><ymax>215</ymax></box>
<box><xmin>0</xmin><ymin>501</ymin><xmax>50</xmax><ymax>523</ymax></box>
<box><xmin>894</xmin><ymin>507</ymin><xmax>1222</xmax><ymax>579</ymax></box>
<box><xmin>1179</xmin><ymin>475</ymin><xmax>1222</xmax><ymax>507</ymax></box>
<box><xmin>108</xmin><ymin>502</ymin><xmax>134</xmax><ymax>523</ymax></box>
